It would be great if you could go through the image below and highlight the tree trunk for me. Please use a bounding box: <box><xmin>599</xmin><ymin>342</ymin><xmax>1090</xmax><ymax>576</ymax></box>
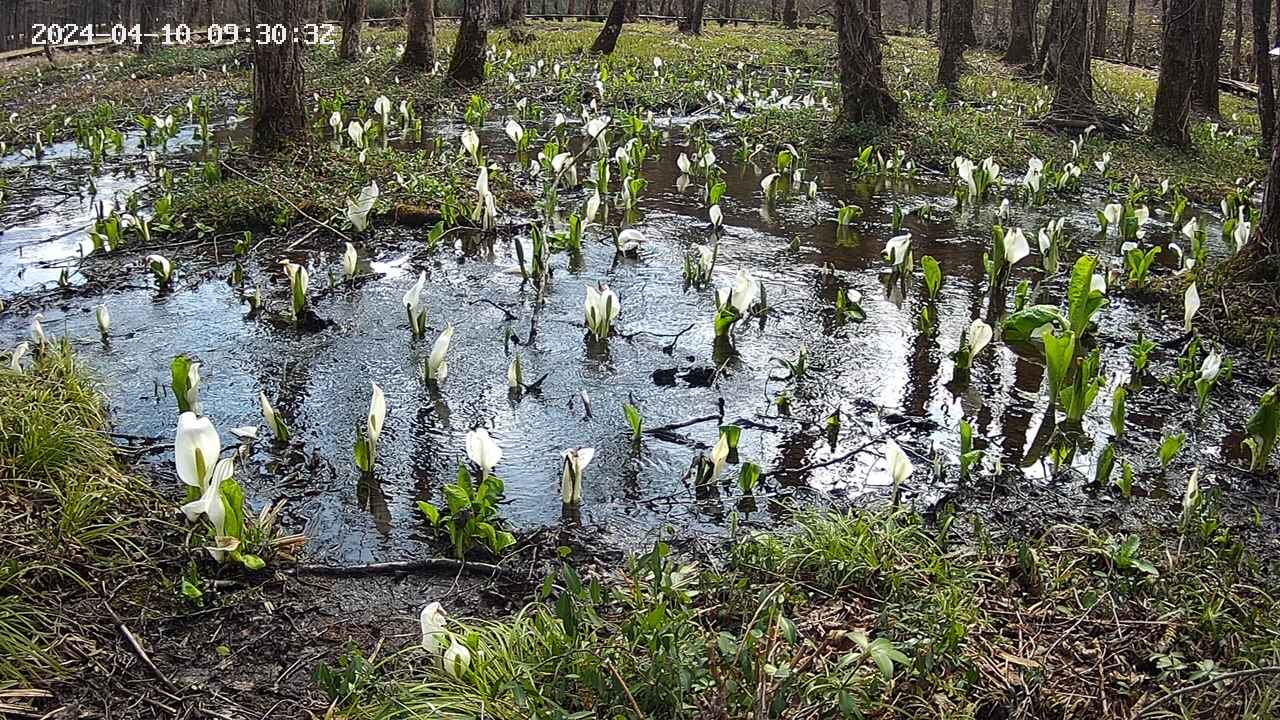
<box><xmin>1122</xmin><ymin>0</ymin><xmax>1136</xmax><ymax>61</ymax></box>
<box><xmin>401</xmin><ymin>0</ymin><xmax>436</xmax><ymax>67</ymax></box>
<box><xmin>960</xmin><ymin>0</ymin><xmax>976</xmax><ymax>43</ymax></box>
<box><xmin>447</xmin><ymin>0</ymin><xmax>491</xmax><ymax>86</ymax></box>
<box><xmin>253</xmin><ymin>0</ymin><xmax>308</xmax><ymax>151</ymax></box>
<box><xmin>625</xmin><ymin>0</ymin><xmax>639</xmax><ymax>20</ymax></box>
<box><xmin>1151</xmin><ymin>0</ymin><xmax>1197</xmax><ymax>145</ymax></box>
<box><xmin>591</xmin><ymin>0</ymin><xmax>627</xmax><ymax>50</ymax></box>
<box><xmin>783</xmin><ymin>0</ymin><xmax>798</xmax><ymax>25</ymax></box>
<box><xmin>1258</xmin><ymin>139</ymin><xmax>1280</xmax><ymax>259</ymax></box>
<box><xmin>588</xmin><ymin>0</ymin><xmax>599</xmax><ymax>13</ymax></box>
<box><xmin>338</xmin><ymin>0</ymin><xmax>366</xmax><ymax>59</ymax></box>
<box><xmin>770</xmin><ymin>0</ymin><xmax>779</xmax><ymax>19</ymax></box>
<box><xmin>939</xmin><ymin>0</ymin><xmax>972</xmax><ymax>86</ymax></box>
<box><xmin>870</xmin><ymin>0</ymin><xmax>882</xmax><ymax>35</ymax></box>
<box><xmin>1048</xmin><ymin>0</ymin><xmax>1096</xmax><ymax>118</ymax></box>
<box><xmin>1038</xmin><ymin>0</ymin><xmax>1064</xmax><ymax>76</ymax></box>
<box><xmin>926</xmin><ymin>0</ymin><xmax>934</xmax><ymax>30</ymax></box>
<box><xmin>1004</xmin><ymin>0</ymin><xmax>1036</xmax><ymax>63</ymax></box>
<box><xmin>138</xmin><ymin>0</ymin><xmax>155</xmax><ymax>54</ymax></box>
<box><xmin>681</xmin><ymin>0</ymin><xmax>705</xmax><ymax>32</ymax></box>
<box><xmin>1192</xmin><ymin>0</ymin><xmax>1224</xmax><ymax>115</ymax></box>
<box><xmin>1091</xmin><ymin>0</ymin><xmax>1107</xmax><ymax>57</ymax></box>
<box><xmin>1230</xmin><ymin>0</ymin><xmax>1242</xmax><ymax>78</ymax></box>
<box><xmin>1254</xmin><ymin>0</ymin><xmax>1275</xmax><ymax>146</ymax></box>
<box><xmin>835</xmin><ymin>0</ymin><xmax>899</xmax><ymax>124</ymax></box>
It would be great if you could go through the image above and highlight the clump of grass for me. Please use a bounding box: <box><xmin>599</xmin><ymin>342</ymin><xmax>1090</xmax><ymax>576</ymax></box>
<box><xmin>354</xmin><ymin>506</ymin><xmax>1280</xmax><ymax>719</ymax></box>
<box><xmin>0</xmin><ymin>340</ymin><xmax>153</xmax><ymax>688</ymax></box>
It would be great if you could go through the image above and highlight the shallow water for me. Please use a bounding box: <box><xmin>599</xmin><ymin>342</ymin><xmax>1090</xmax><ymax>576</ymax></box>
<box><xmin>2</xmin><ymin>117</ymin><xmax>1271</xmax><ymax>563</ymax></box>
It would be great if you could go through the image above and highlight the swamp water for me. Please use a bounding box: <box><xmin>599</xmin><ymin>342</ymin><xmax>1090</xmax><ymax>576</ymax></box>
<box><xmin>2</xmin><ymin>117</ymin><xmax>1273</xmax><ymax>563</ymax></box>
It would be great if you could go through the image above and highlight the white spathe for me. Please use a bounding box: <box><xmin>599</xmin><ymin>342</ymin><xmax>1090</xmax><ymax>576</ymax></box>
<box><xmin>884</xmin><ymin>439</ymin><xmax>913</xmax><ymax>486</ymax></box>
<box><xmin>465</xmin><ymin>428</ymin><xmax>502</xmax><ymax>479</ymax></box>
<box><xmin>716</xmin><ymin>269</ymin><xmax>760</xmax><ymax>315</ymax></box>
<box><xmin>420</xmin><ymin>602</ymin><xmax>447</xmax><ymax>655</ymax></box>
<box><xmin>967</xmin><ymin>319</ymin><xmax>993</xmax><ymax>357</ymax></box>
<box><xmin>560</xmin><ymin>447</ymin><xmax>595</xmax><ymax>505</ymax></box>
<box><xmin>426</xmin><ymin>325</ymin><xmax>453</xmax><ymax>382</ymax></box>
<box><xmin>175</xmin><ymin>412</ymin><xmax>221</xmax><ymax>490</ymax></box>
<box><xmin>1184</xmin><ymin>282</ymin><xmax>1200</xmax><ymax>333</ymax></box>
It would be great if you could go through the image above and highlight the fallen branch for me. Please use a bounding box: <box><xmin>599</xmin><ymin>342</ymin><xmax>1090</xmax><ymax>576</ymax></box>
<box><xmin>219</xmin><ymin>161</ymin><xmax>353</xmax><ymax>243</ymax></box>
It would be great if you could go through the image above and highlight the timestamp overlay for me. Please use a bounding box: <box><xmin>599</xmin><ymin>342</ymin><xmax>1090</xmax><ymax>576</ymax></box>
<box><xmin>29</xmin><ymin>22</ymin><xmax>337</xmax><ymax>48</ymax></box>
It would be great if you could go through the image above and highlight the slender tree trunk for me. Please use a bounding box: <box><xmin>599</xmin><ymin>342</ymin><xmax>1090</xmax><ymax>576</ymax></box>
<box><xmin>1254</xmin><ymin>0</ymin><xmax>1275</xmax><ymax>146</ymax></box>
<box><xmin>938</xmin><ymin>0</ymin><xmax>969</xmax><ymax>86</ymax></box>
<box><xmin>494</xmin><ymin>0</ymin><xmax>513</xmax><ymax>25</ymax></box>
<box><xmin>338</xmin><ymin>0</ymin><xmax>366</xmax><ymax>59</ymax></box>
<box><xmin>401</xmin><ymin>0</ymin><xmax>436</xmax><ymax>67</ymax></box>
<box><xmin>591</xmin><ymin>0</ymin><xmax>627</xmax><ymax>50</ymax></box>
<box><xmin>1122</xmin><ymin>0</ymin><xmax>1136</xmax><ymax>61</ymax></box>
<box><xmin>835</xmin><ymin>0</ymin><xmax>899</xmax><ymax>124</ymax></box>
<box><xmin>1038</xmin><ymin>0</ymin><xmax>1063</xmax><ymax>76</ymax></box>
<box><xmin>625</xmin><ymin>0</ymin><xmax>639</xmax><ymax>19</ymax></box>
<box><xmin>1231</xmin><ymin>0</ymin><xmax>1242</xmax><ymax>78</ymax></box>
<box><xmin>588</xmin><ymin>0</ymin><xmax>599</xmax><ymax>12</ymax></box>
<box><xmin>870</xmin><ymin>0</ymin><xmax>882</xmax><ymax>35</ymax></box>
<box><xmin>1091</xmin><ymin>0</ymin><xmax>1107</xmax><ymax>57</ymax></box>
<box><xmin>783</xmin><ymin>0</ymin><xmax>798</xmax><ymax>25</ymax></box>
<box><xmin>926</xmin><ymin>0</ymin><xmax>934</xmax><ymax>30</ymax></box>
<box><xmin>1005</xmin><ymin>0</ymin><xmax>1036</xmax><ymax>62</ymax></box>
<box><xmin>681</xmin><ymin>0</ymin><xmax>705</xmax><ymax>32</ymax></box>
<box><xmin>961</xmin><ymin>0</ymin><xmax>976</xmax><ymax>43</ymax></box>
<box><xmin>447</xmin><ymin>0</ymin><xmax>491</xmax><ymax>86</ymax></box>
<box><xmin>1151</xmin><ymin>0</ymin><xmax>1197</xmax><ymax>145</ymax></box>
<box><xmin>138</xmin><ymin>0</ymin><xmax>155</xmax><ymax>54</ymax></box>
<box><xmin>1192</xmin><ymin>0</ymin><xmax>1224</xmax><ymax>114</ymax></box>
<box><xmin>1258</xmin><ymin>138</ymin><xmax>1280</xmax><ymax>260</ymax></box>
<box><xmin>1049</xmin><ymin>0</ymin><xmax>1096</xmax><ymax>118</ymax></box>
<box><xmin>770</xmin><ymin>0</ymin><xmax>779</xmax><ymax>19</ymax></box>
<box><xmin>253</xmin><ymin>0</ymin><xmax>308</xmax><ymax>150</ymax></box>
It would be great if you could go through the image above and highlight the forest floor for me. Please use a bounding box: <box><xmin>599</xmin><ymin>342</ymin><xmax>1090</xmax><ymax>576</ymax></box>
<box><xmin>2</xmin><ymin>19</ymin><xmax>1279</xmax><ymax>720</ymax></box>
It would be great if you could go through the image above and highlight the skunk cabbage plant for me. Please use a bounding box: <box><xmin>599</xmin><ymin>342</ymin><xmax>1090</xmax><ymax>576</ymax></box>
<box><xmin>560</xmin><ymin>447</ymin><xmax>595</xmax><ymax>505</ymax></box>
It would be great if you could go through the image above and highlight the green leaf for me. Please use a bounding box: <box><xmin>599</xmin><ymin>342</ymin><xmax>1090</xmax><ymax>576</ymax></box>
<box><xmin>920</xmin><ymin>255</ymin><xmax>942</xmax><ymax>299</ymax></box>
<box><xmin>1043</xmin><ymin>330</ymin><xmax>1077</xmax><ymax>401</ymax></box>
<box><xmin>1066</xmin><ymin>255</ymin><xmax>1106</xmax><ymax>336</ymax></box>
<box><xmin>1246</xmin><ymin>385</ymin><xmax>1279</xmax><ymax>471</ymax></box>
<box><xmin>738</xmin><ymin>462</ymin><xmax>762</xmax><ymax>493</ymax></box>
<box><xmin>1002</xmin><ymin>305</ymin><xmax>1066</xmax><ymax>343</ymax></box>
<box><xmin>1110</xmin><ymin>386</ymin><xmax>1126</xmax><ymax>438</ymax></box>
<box><xmin>719</xmin><ymin>425</ymin><xmax>742</xmax><ymax>450</ymax></box>
<box><xmin>1158</xmin><ymin>433</ymin><xmax>1186</xmax><ymax>470</ymax></box>
<box><xmin>417</xmin><ymin>501</ymin><xmax>441</xmax><ymax>525</ymax></box>
<box><xmin>239</xmin><ymin>553</ymin><xmax>266</xmax><ymax>571</ymax></box>
<box><xmin>623</xmin><ymin>403</ymin><xmax>643</xmax><ymax>438</ymax></box>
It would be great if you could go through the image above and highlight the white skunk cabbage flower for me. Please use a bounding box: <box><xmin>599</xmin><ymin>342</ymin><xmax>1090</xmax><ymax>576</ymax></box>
<box><xmin>760</xmin><ymin>172</ymin><xmax>780</xmax><ymax>199</ymax></box>
<box><xmin>584</xmin><ymin>115</ymin><xmax>610</xmax><ymax>144</ymax></box>
<box><xmin>883</xmin><ymin>233</ymin><xmax>912</xmax><ymax>268</ymax></box>
<box><xmin>425</xmin><ymin>325</ymin><xmax>453</xmax><ymax>382</ymax></box>
<box><xmin>807</xmin><ymin>179</ymin><xmax>818</xmax><ymax>200</ymax></box>
<box><xmin>1199</xmin><ymin>350</ymin><xmax>1222</xmax><ymax>383</ymax></box>
<box><xmin>584</xmin><ymin>191</ymin><xmax>601</xmax><ymax>223</ymax></box>
<box><xmin>677</xmin><ymin>152</ymin><xmax>692</xmax><ymax>174</ymax></box>
<box><xmin>507</xmin><ymin>355</ymin><xmax>523</xmax><ymax>388</ymax></box>
<box><xmin>95</xmin><ymin>304</ymin><xmax>110</xmax><ymax>336</ymax></box>
<box><xmin>147</xmin><ymin>254</ymin><xmax>173</xmax><ymax>284</ymax></box>
<box><xmin>460</xmin><ymin>127</ymin><xmax>480</xmax><ymax>162</ymax></box>
<box><xmin>966</xmin><ymin>319</ymin><xmax>993</xmax><ymax>357</ymax></box>
<box><xmin>617</xmin><ymin>228</ymin><xmax>645</xmax><ymax>253</ymax></box>
<box><xmin>8</xmin><ymin>341</ymin><xmax>29</xmax><ymax>371</ymax></box>
<box><xmin>342</xmin><ymin>242</ymin><xmax>359</xmax><ymax>279</ymax></box>
<box><xmin>443</xmin><ymin>640</ymin><xmax>471</xmax><ymax>678</ymax></box>
<box><xmin>420</xmin><ymin>602</ymin><xmax>447</xmax><ymax>655</ymax></box>
<box><xmin>1090</xmin><ymin>273</ymin><xmax>1107</xmax><ymax>295</ymax></box>
<box><xmin>584</xmin><ymin>284</ymin><xmax>620</xmax><ymax>341</ymax></box>
<box><xmin>259</xmin><ymin>391</ymin><xmax>289</xmax><ymax>441</ymax></box>
<box><xmin>179</xmin><ymin>455</ymin><xmax>236</xmax><ymax>560</ymax></box>
<box><xmin>709</xmin><ymin>204</ymin><xmax>723</xmax><ymax>230</ymax></box>
<box><xmin>465</xmin><ymin>428</ymin><xmax>502</xmax><ymax>479</ymax></box>
<box><xmin>346</xmin><ymin>181</ymin><xmax>379</xmax><ymax>232</ymax></box>
<box><xmin>328</xmin><ymin>111</ymin><xmax>342</xmax><ymax>136</ymax></box>
<box><xmin>560</xmin><ymin>447</ymin><xmax>595</xmax><ymax>505</ymax></box>
<box><xmin>1001</xmin><ymin>228</ymin><xmax>1030</xmax><ymax>266</ymax></box>
<box><xmin>373</xmin><ymin>95</ymin><xmax>391</xmax><ymax>124</ymax></box>
<box><xmin>954</xmin><ymin>156</ymin><xmax>976</xmax><ymax>198</ymax></box>
<box><xmin>884</xmin><ymin>439</ymin><xmax>914</xmax><ymax>487</ymax></box>
<box><xmin>1232</xmin><ymin>219</ymin><xmax>1252</xmax><ymax>252</ymax></box>
<box><xmin>710</xmin><ymin>432</ymin><xmax>730</xmax><ymax>479</ymax></box>
<box><xmin>1181</xmin><ymin>218</ymin><xmax>1199</xmax><ymax>241</ymax></box>
<box><xmin>1183</xmin><ymin>467</ymin><xmax>1201</xmax><ymax>521</ymax></box>
<box><xmin>1184</xmin><ymin>282</ymin><xmax>1200</xmax><ymax>333</ymax></box>
<box><xmin>1102</xmin><ymin>203</ymin><xmax>1124</xmax><ymax>229</ymax></box>
<box><xmin>346</xmin><ymin>119</ymin><xmax>365</xmax><ymax>147</ymax></box>
<box><xmin>1022</xmin><ymin>157</ymin><xmax>1044</xmax><ymax>192</ymax></box>
<box><xmin>367</xmin><ymin>382</ymin><xmax>386</xmax><ymax>449</ymax></box>
<box><xmin>504</xmin><ymin>118</ymin><xmax>525</xmax><ymax>146</ymax></box>
<box><xmin>175</xmin><ymin>412</ymin><xmax>221</xmax><ymax>490</ymax></box>
<box><xmin>404</xmin><ymin>271</ymin><xmax>427</xmax><ymax>336</ymax></box>
<box><xmin>716</xmin><ymin>269</ymin><xmax>760</xmax><ymax>316</ymax></box>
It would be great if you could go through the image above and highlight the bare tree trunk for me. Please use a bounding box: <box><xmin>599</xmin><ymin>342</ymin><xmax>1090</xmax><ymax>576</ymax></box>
<box><xmin>680</xmin><ymin>0</ymin><xmax>705</xmax><ymax>32</ymax></box>
<box><xmin>1192</xmin><ymin>0</ymin><xmax>1223</xmax><ymax>115</ymax></box>
<box><xmin>1091</xmin><ymin>0</ymin><xmax>1107</xmax><ymax>56</ymax></box>
<box><xmin>511</xmin><ymin>0</ymin><xmax>527</xmax><ymax>22</ymax></box>
<box><xmin>447</xmin><ymin>0</ymin><xmax>491</xmax><ymax>86</ymax></box>
<box><xmin>1254</xmin><ymin>0</ymin><xmax>1275</xmax><ymax>145</ymax></box>
<box><xmin>1038</xmin><ymin>0</ymin><xmax>1063</xmax><ymax>76</ymax></box>
<box><xmin>1049</xmin><ymin>0</ymin><xmax>1096</xmax><ymax>118</ymax></box>
<box><xmin>401</xmin><ymin>0</ymin><xmax>436</xmax><ymax>67</ymax></box>
<box><xmin>138</xmin><ymin>0</ymin><xmax>155</xmax><ymax>54</ymax></box>
<box><xmin>253</xmin><ymin>0</ymin><xmax>308</xmax><ymax>150</ymax></box>
<box><xmin>591</xmin><ymin>0</ymin><xmax>627</xmax><ymax>50</ymax></box>
<box><xmin>835</xmin><ymin>0</ymin><xmax>899</xmax><ymax>124</ymax></box>
<box><xmin>338</xmin><ymin>0</ymin><xmax>366</xmax><ymax>59</ymax></box>
<box><xmin>1005</xmin><ymin>0</ymin><xmax>1036</xmax><ymax>62</ymax></box>
<box><xmin>926</xmin><ymin>0</ymin><xmax>934</xmax><ymax>30</ymax></box>
<box><xmin>625</xmin><ymin>0</ymin><xmax>638</xmax><ymax>19</ymax></box>
<box><xmin>1257</xmin><ymin>139</ymin><xmax>1280</xmax><ymax>259</ymax></box>
<box><xmin>1231</xmin><ymin>0</ymin><xmax>1242</xmax><ymax>78</ymax></box>
<box><xmin>870</xmin><ymin>0</ymin><xmax>882</xmax><ymax>35</ymax></box>
<box><xmin>960</xmin><ymin>0</ymin><xmax>976</xmax><ymax>43</ymax></box>
<box><xmin>588</xmin><ymin>0</ymin><xmax>599</xmax><ymax>13</ymax></box>
<box><xmin>770</xmin><ymin>0</ymin><xmax>779</xmax><ymax>19</ymax></box>
<box><xmin>783</xmin><ymin>0</ymin><xmax>798</xmax><ymax>24</ymax></box>
<box><xmin>1122</xmin><ymin>0</ymin><xmax>1136</xmax><ymax>61</ymax></box>
<box><xmin>938</xmin><ymin>0</ymin><xmax>972</xmax><ymax>86</ymax></box>
<box><xmin>1151</xmin><ymin>0</ymin><xmax>1197</xmax><ymax>145</ymax></box>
